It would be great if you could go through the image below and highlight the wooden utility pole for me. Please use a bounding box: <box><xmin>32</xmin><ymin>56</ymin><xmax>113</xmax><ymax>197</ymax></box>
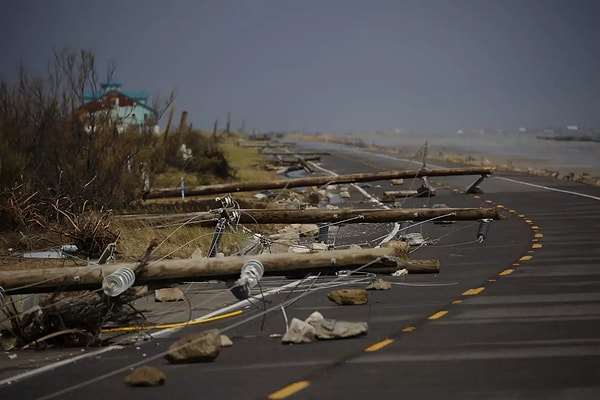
<box><xmin>118</xmin><ymin>207</ymin><xmax>500</xmax><ymax>228</ymax></box>
<box><xmin>143</xmin><ymin>166</ymin><xmax>495</xmax><ymax>200</ymax></box>
<box><xmin>0</xmin><ymin>244</ymin><xmax>414</xmax><ymax>295</ymax></box>
<box><xmin>162</xmin><ymin>104</ymin><xmax>175</xmax><ymax>145</ymax></box>
<box><xmin>225</xmin><ymin>207</ymin><xmax>501</xmax><ymax>224</ymax></box>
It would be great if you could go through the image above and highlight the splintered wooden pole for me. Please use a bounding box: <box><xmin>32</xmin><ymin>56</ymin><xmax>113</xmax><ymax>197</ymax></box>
<box><xmin>0</xmin><ymin>243</ymin><xmax>413</xmax><ymax>295</ymax></box>
<box><xmin>228</xmin><ymin>207</ymin><xmax>501</xmax><ymax>224</ymax></box>
<box><xmin>143</xmin><ymin>166</ymin><xmax>495</xmax><ymax>200</ymax></box>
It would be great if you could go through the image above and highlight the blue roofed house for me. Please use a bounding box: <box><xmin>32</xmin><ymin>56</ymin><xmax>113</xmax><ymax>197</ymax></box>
<box><xmin>79</xmin><ymin>80</ymin><xmax>159</xmax><ymax>133</ymax></box>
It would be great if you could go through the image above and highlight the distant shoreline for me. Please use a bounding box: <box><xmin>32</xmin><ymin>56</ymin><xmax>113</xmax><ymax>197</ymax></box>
<box><xmin>286</xmin><ymin>133</ymin><xmax>600</xmax><ymax>186</ymax></box>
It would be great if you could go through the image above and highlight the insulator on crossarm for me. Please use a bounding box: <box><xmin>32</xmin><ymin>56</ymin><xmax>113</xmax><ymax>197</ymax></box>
<box><xmin>102</xmin><ymin>267</ymin><xmax>136</xmax><ymax>297</ymax></box>
<box><xmin>230</xmin><ymin>260</ymin><xmax>264</xmax><ymax>300</ymax></box>
<box><xmin>477</xmin><ymin>219</ymin><xmax>491</xmax><ymax>243</ymax></box>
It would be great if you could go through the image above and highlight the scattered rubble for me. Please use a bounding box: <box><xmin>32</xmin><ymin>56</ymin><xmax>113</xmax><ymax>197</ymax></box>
<box><xmin>311</xmin><ymin>319</ymin><xmax>368</xmax><ymax>340</ymax></box>
<box><xmin>164</xmin><ymin>329</ymin><xmax>221</xmax><ymax>363</ymax></box>
<box><xmin>366</xmin><ymin>278</ymin><xmax>392</xmax><ymax>290</ymax></box>
<box><xmin>154</xmin><ymin>288</ymin><xmax>185</xmax><ymax>302</ymax></box>
<box><xmin>281</xmin><ymin>311</ymin><xmax>368</xmax><ymax>344</ymax></box>
<box><xmin>124</xmin><ymin>366</ymin><xmax>166</xmax><ymax>387</ymax></box>
<box><xmin>327</xmin><ymin>289</ymin><xmax>369</xmax><ymax>305</ymax></box>
<box><xmin>281</xmin><ymin>318</ymin><xmax>316</xmax><ymax>344</ymax></box>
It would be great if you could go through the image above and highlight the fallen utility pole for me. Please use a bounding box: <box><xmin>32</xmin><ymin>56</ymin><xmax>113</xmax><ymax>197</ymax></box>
<box><xmin>263</xmin><ymin>151</ymin><xmax>331</xmax><ymax>156</ymax></box>
<box><xmin>226</xmin><ymin>207</ymin><xmax>501</xmax><ymax>224</ymax></box>
<box><xmin>0</xmin><ymin>243</ymin><xmax>418</xmax><ymax>295</ymax></box>
<box><xmin>118</xmin><ymin>207</ymin><xmax>501</xmax><ymax>226</ymax></box>
<box><xmin>143</xmin><ymin>166</ymin><xmax>495</xmax><ymax>200</ymax></box>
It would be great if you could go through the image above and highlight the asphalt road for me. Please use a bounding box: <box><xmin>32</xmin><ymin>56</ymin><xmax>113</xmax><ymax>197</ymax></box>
<box><xmin>2</xmin><ymin>144</ymin><xmax>599</xmax><ymax>399</ymax></box>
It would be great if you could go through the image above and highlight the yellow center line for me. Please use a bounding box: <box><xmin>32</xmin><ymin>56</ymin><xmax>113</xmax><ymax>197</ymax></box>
<box><xmin>508</xmin><ymin>209</ymin><xmax>516</xmax><ymax>213</ymax></box>
<box><xmin>365</xmin><ymin>338</ymin><xmax>394</xmax><ymax>352</ymax></box>
<box><xmin>452</xmin><ymin>299</ymin><xmax>463</xmax><ymax>304</ymax></box>
<box><xmin>531</xmin><ymin>225</ymin><xmax>539</xmax><ymax>230</ymax></box>
<box><xmin>518</xmin><ymin>214</ymin><xmax>525</xmax><ymax>218</ymax></box>
<box><xmin>496</xmin><ymin>204</ymin><xmax>505</xmax><ymax>208</ymax></box>
<box><xmin>488</xmin><ymin>279</ymin><xmax>497</xmax><ymax>282</ymax></box>
<box><xmin>520</xmin><ymin>255</ymin><xmax>533</xmax><ymax>261</ymax></box>
<box><xmin>428</xmin><ymin>310</ymin><xmax>448</xmax><ymax>320</ymax></box>
<box><xmin>499</xmin><ymin>269</ymin><xmax>514</xmax><ymax>275</ymax></box>
<box><xmin>485</xmin><ymin>200</ymin><xmax>493</xmax><ymax>204</ymax></box>
<box><xmin>402</xmin><ymin>326</ymin><xmax>416</xmax><ymax>332</ymax></box>
<box><xmin>268</xmin><ymin>381</ymin><xmax>311</xmax><ymax>399</ymax></box>
<box><xmin>525</xmin><ymin>219</ymin><xmax>533</xmax><ymax>223</ymax></box>
<box><xmin>512</xmin><ymin>263</ymin><xmax>520</xmax><ymax>266</ymax></box>
<box><xmin>532</xmin><ymin>243</ymin><xmax>542</xmax><ymax>249</ymax></box>
<box><xmin>534</xmin><ymin>233</ymin><xmax>544</xmax><ymax>238</ymax></box>
<box><xmin>462</xmin><ymin>287</ymin><xmax>485</xmax><ymax>295</ymax></box>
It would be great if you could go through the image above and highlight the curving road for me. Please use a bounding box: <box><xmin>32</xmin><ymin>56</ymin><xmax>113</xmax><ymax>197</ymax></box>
<box><xmin>2</xmin><ymin>145</ymin><xmax>600</xmax><ymax>399</ymax></box>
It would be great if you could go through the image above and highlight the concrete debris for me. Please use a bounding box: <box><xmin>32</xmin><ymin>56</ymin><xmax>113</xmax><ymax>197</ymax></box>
<box><xmin>311</xmin><ymin>319</ymin><xmax>369</xmax><ymax>340</ymax></box>
<box><xmin>220</xmin><ymin>334</ymin><xmax>233</xmax><ymax>347</ymax></box>
<box><xmin>392</xmin><ymin>269</ymin><xmax>409</xmax><ymax>277</ymax></box>
<box><xmin>281</xmin><ymin>318</ymin><xmax>316</xmax><ymax>344</ymax></box>
<box><xmin>281</xmin><ymin>312</ymin><xmax>369</xmax><ymax>344</ymax></box>
<box><xmin>327</xmin><ymin>288</ymin><xmax>369</xmax><ymax>305</ymax></box>
<box><xmin>0</xmin><ymin>336</ymin><xmax>17</xmax><ymax>351</ymax></box>
<box><xmin>190</xmin><ymin>248</ymin><xmax>204</xmax><ymax>258</ymax></box>
<box><xmin>288</xmin><ymin>245</ymin><xmax>311</xmax><ymax>254</ymax></box>
<box><xmin>154</xmin><ymin>287</ymin><xmax>185</xmax><ymax>302</ymax></box>
<box><xmin>304</xmin><ymin>311</ymin><xmax>325</xmax><ymax>324</ymax></box>
<box><xmin>366</xmin><ymin>278</ymin><xmax>392</xmax><ymax>290</ymax></box>
<box><xmin>165</xmin><ymin>329</ymin><xmax>221</xmax><ymax>363</ymax></box>
<box><xmin>310</xmin><ymin>242</ymin><xmax>329</xmax><ymax>252</ymax></box>
<box><xmin>349</xmin><ymin>244</ymin><xmax>362</xmax><ymax>250</ymax></box>
<box><xmin>124</xmin><ymin>366</ymin><xmax>166</xmax><ymax>387</ymax></box>
<box><xmin>339</xmin><ymin>190</ymin><xmax>351</xmax><ymax>198</ymax></box>
<box><xmin>390</xmin><ymin>178</ymin><xmax>404</xmax><ymax>185</ymax></box>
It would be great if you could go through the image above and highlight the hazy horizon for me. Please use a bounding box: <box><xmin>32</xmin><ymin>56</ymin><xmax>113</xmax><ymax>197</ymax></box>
<box><xmin>2</xmin><ymin>0</ymin><xmax>599</xmax><ymax>134</ymax></box>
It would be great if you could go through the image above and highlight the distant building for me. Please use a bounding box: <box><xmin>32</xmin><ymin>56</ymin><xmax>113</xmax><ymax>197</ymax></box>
<box><xmin>78</xmin><ymin>80</ymin><xmax>159</xmax><ymax>133</ymax></box>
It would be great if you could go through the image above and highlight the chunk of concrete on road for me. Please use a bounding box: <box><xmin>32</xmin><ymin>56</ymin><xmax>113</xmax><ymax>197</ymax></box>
<box><xmin>281</xmin><ymin>318</ymin><xmax>316</xmax><ymax>344</ymax></box>
<box><xmin>124</xmin><ymin>366</ymin><xmax>166</xmax><ymax>387</ymax></box>
<box><xmin>220</xmin><ymin>334</ymin><xmax>233</xmax><ymax>347</ymax></box>
<box><xmin>310</xmin><ymin>319</ymin><xmax>369</xmax><ymax>340</ymax></box>
<box><xmin>154</xmin><ymin>287</ymin><xmax>185</xmax><ymax>302</ymax></box>
<box><xmin>390</xmin><ymin>178</ymin><xmax>404</xmax><ymax>185</ymax></box>
<box><xmin>366</xmin><ymin>278</ymin><xmax>392</xmax><ymax>290</ymax></box>
<box><xmin>327</xmin><ymin>288</ymin><xmax>368</xmax><ymax>305</ymax></box>
<box><xmin>339</xmin><ymin>190</ymin><xmax>351</xmax><ymax>198</ymax></box>
<box><xmin>165</xmin><ymin>329</ymin><xmax>221</xmax><ymax>363</ymax></box>
<box><xmin>304</xmin><ymin>311</ymin><xmax>325</xmax><ymax>324</ymax></box>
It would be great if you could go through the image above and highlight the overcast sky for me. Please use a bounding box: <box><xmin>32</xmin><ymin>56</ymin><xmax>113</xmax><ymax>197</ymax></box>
<box><xmin>1</xmin><ymin>0</ymin><xmax>599</xmax><ymax>134</ymax></box>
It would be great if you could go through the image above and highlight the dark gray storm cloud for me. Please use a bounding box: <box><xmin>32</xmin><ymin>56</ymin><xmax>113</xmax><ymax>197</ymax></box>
<box><xmin>1</xmin><ymin>0</ymin><xmax>599</xmax><ymax>133</ymax></box>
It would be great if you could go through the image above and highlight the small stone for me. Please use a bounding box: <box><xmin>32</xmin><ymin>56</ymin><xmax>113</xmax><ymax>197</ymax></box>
<box><xmin>165</xmin><ymin>329</ymin><xmax>221</xmax><ymax>363</ymax></box>
<box><xmin>154</xmin><ymin>287</ymin><xmax>185</xmax><ymax>302</ymax></box>
<box><xmin>124</xmin><ymin>366</ymin><xmax>165</xmax><ymax>387</ymax></box>
<box><xmin>220</xmin><ymin>334</ymin><xmax>233</xmax><ymax>347</ymax></box>
<box><xmin>327</xmin><ymin>289</ymin><xmax>368</xmax><ymax>305</ymax></box>
<box><xmin>366</xmin><ymin>278</ymin><xmax>392</xmax><ymax>290</ymax></box>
